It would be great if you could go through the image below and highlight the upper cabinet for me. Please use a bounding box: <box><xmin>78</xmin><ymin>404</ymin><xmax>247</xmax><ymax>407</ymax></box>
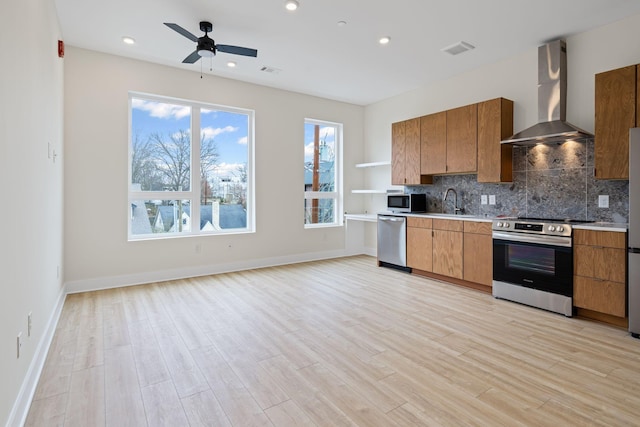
<box><xmin>394</xmin><ymin>97</ymin><xmax>513</xmax><ymax>184</ymax></box>
<box><xmin>420</xmin><ymin>104</ymin><xmax>478</xmax><ymax>175</ymax></box>
<box><xmin>477</xmin><ymin>98</ymin><xmax>514</xmax><ymax>183</ymax></box>
<box><xmin>446</xmin><ymin>104</ymin><xmax>478</xmax><ymax>174</ymax></box>
<box><xmin>594</xmin><ymin>64</ymin><xmax>638</xmax><ymax>180</ymax></box>
<box><xmin>392</xmin><ymin>118</ymin><xmax>431</xmax><ymax>185</ymax></box>
<box><xmin>420</xmin><ymin>112</ymin><xmax>447</xmax><ymax>175</ymax></box>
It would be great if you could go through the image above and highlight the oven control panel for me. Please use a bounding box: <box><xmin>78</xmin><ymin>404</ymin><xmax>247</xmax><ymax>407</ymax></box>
<box><xmin>493</xmin><ymin>219</ymin><xmax>572</xmax><ymax>237</ymax></box>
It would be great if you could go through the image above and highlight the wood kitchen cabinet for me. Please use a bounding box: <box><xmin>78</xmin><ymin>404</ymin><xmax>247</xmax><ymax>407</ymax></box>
<box><xmin>420</xmin><ymin>103</ymin><xmax>478</xmax><ymax>176</ymax></box>
<box><xmin>406</xmin><ymin>217</ymin><xmax>494</xmax><ymax>291</ymax></box>
<box><xmin>432</xmin><ymin>219</ymin><xmax>464</xmax><ymax>279</ymax></box>
<box><xmin>406</xmin><ymin>217</ymin><xmax>433</xmax><ymax>272</ymax></box>
<box><xmin>477</xmin><ymin>98</ymin><xmax>514</xmax><ymax>183</ymax></box>
<box><xmin>594</xmin><ymin>65</ymin><xmax>637</xmax><ymax>180</ymax></box>
<box><xmin>446</xmin><ymin>104</ymin><xmax>478</xmax><ymax>174</ymax></box>
<box><xmin>463</xmin><ymin>221</ymin><xmax>493</xmax><ymax>287</ymax></box>
<box><xmin>420</xmin><ymin>111</ymin><xmax>447</xmax><ymax>175</ymax></box>
<box><xmin>392</xmin><ymin>118</ymin><xmax>431</xmax><ymax>185</ymax></box>
<box><xmin>573</xmin><ymin>229</ymin><xmax>627</xmax><ymax>318</ymax></box>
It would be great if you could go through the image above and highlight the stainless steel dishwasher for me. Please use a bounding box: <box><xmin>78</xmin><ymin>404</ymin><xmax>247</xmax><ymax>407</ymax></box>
<box><xmin>377</xmin><ymin>214</ymin><xmax>409</xmax><ymax>271</ymax></box>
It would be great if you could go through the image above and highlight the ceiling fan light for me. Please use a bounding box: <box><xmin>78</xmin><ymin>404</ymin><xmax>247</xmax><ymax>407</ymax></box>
<box><xmin>285</xmin><ymin>0</ymin><xmax>299</xmax><ymax>11</ymax></box>
<box><xmin>198</xmin><ymin>48</ymin><xmax>214</xmax><ymax>58</ymax></box>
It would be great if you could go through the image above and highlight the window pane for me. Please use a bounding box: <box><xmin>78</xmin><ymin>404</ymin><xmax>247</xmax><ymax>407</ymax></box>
<box><xmin>200</xmin><ymin>109</ymin><xmax>249</xmax><ymax>231</ymax></box>
<box><xmin>304</xmin><ymin>123</ymin><xmax>336</xmax><ymax>193</ymax></box>
<box><xmin>304</xmin><ymin>198</ymin><xmax>335</xmax><ymax>225</ymax></box>
<box><xmin>130</xmin><ymin>199</ymin><xmax>191</xmax><ymax>235</ymax></box>
<box><xmin>131</xmin><ymin>99</ymin><xmax>192</xmax><ymax>191</ymax></box>
<box><xmin>304</xmin><ymin>121</ymin><xmax>339</xmax><ymax>226</ymax></box>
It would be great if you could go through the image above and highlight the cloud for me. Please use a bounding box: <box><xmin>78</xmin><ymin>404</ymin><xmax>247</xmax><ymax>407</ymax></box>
<box><xmin>319</xmin><ymin>126</ymin><xmax>336</xmax><ymax>139</ymax></box>
<box><xmin>238</xmin><ymin>136</ymin><xmax>247</xmax><ymax>145</ymax></box>
<box><xmin>202</xmin><ymin>125</ymin><xmax>238</xmax><ymax>139</ymax></box>
<box><xmin>132</xmin><ymin>99</ymin><xmax>190</xmax><ymax>120</ymax></box>
<box><xmin>210</xmin><ymin>162</ymin><xmax>245</xmax><ymax>180</ymax></box>
<box><xmin>304</xmin><ymin>142</ymin><xmax>315</xmax><ymax>157</ymax></box>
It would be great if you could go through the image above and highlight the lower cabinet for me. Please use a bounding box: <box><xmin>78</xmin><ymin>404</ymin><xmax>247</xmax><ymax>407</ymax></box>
<box><xmin>407</xmin><ymin>217</ymin><xmax>432</xmax><ymax>272</ymax></box>
<box><xmin>432</xmin><ymin>219</ymin><xmax>464</xmax><ymax>280</ymax></box>
<box><xmin>573</xmin><ymin>229</ymin><xmax>627</xmax><ymax>318</ymax></box>
<box><xmin>463</xmin><ymin>221</ymin><xmax>493</xmax><ymax>287</ymax></box>
<box><xmin>407</xmin><ymin>217</ymin><xmax>492</xmax><ymax>287</ymax></box>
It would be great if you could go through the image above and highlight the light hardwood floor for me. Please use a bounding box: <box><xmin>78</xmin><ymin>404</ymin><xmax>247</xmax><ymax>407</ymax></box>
<box><xmin>25</xmin><ymin>255</ymin><xmax>640</xmax><ymax>426</ymax></box>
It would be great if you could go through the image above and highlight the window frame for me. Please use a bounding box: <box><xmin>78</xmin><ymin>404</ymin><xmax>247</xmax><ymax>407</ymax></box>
<box><xmin>128</xmin><ymin>92</ymin><xmax>255</xmax><ymax>240</ymax></box>
<box><xmin>303</xmin><ymin>118</ymin><xmax>343</xmax><ymax>228</ymax></box>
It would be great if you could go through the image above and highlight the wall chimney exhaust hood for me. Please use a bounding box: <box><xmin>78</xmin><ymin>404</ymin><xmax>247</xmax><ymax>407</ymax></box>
<box><xmin>501</xmin><ymin>39</ymin><xmax>593</xmax><ymax>146</ymax></box>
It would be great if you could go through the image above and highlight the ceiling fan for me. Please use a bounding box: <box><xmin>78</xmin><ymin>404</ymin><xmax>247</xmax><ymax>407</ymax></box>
<box><xmin>164</xmin><ymin>21</ymin><xmax>258</xmax><ymax>64</ymax></box>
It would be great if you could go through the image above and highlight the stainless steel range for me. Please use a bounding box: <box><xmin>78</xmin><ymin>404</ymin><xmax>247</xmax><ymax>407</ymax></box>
<box><xmin>492</xmin><ymin>217</ymin><xmax>591</xmax><ymax>316</ymax></box>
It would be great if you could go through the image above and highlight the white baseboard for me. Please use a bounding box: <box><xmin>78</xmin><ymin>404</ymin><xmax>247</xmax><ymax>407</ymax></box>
<box><xmin>65</xmin><ymin>249</ymin><xmax>354</xmax><ymax>294</ymax></box>
<box><xmin>6</xmin><ymin>286</ymin><xmax>66</xmax><ymax>427</ymax></box>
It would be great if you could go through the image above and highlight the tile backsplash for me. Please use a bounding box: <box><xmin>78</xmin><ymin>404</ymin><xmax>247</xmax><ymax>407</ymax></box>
<box><xmin>406</xmin><ymin>139</ymin><xmax>629</xmax><ymax>223</ymax></box>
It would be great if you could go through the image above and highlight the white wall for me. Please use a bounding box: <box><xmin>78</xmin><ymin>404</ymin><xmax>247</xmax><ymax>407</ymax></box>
<box><xmin>63</xmin><ymin>48</ymin><xmax>365</xmax><ymax>290</ymax></box>
<box><xmin>0</xmin><ymin>0</ymin><xmax>65</xmax><ymax>425</ymax></box>
<box><xmin>361</xmin><ymin>13</ymin><xmax>640</xmax><ymax>249</ymax></box>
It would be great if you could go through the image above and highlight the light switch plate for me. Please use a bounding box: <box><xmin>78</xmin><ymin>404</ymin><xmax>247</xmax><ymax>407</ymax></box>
<box><xmin>489</xmin><ymin>195</ymin><xmax>496</xmax><ymax>205</ymax></box>
<box><xmin>481</xmin><ymin>195</ymin><xmax>488</xmax><ymax>205</ymax></box>
<box><xmin>598</xmin><ymin>195</ymin><xmax>609</xmax><ymax>208</ymax></box>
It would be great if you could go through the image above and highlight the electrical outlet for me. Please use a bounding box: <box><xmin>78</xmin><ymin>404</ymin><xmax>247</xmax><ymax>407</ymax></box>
<box><xmin>28</xmin><ymin>312</ymin><xmax>32</xmax><ymax>337</ymax></box>
<box><xmin>481</xmin><ymin>195</ymin><xmax>488</xmax><ymax>205</ymax></box>
<box><xmin>17</xmin><ymin>333</ymin><xmax>22</xmax><ymax>358</ymax></box>
<box><xmin>489</xmin><ymin>195</ymin><xmax>496</xmax><ymax>205</ymax></box>
<box><xmin>598</xmin><ymin>195</ymin><xmax>609</xmax><ymax>208</ymax></box>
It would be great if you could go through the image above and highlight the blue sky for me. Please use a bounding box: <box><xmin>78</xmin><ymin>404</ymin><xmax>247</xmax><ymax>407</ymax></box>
<box><xmin>131</xmin><ymin>98</ymin><xmax>248</xmax><ymax>179</ymax></box>
<box><xmin>304</xmin><ymin>122</ymin><xmax>336</xmax><ymax>163</ymax></box>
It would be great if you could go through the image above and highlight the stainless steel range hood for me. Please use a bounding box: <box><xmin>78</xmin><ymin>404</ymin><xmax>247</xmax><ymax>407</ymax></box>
<box><xmin>502</xmin><ymin>39</ymin><xmax>593</xmax><ymax>145</ymax></box>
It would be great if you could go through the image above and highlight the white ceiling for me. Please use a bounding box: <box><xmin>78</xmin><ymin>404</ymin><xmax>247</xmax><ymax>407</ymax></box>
<box><xmin>54</xmin><ymin>0</ymin><xmax>640</xmax><ymax>106</ymax></box>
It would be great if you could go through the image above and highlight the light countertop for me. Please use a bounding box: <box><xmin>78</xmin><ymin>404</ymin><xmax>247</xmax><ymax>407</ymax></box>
<box><xmin>349</xmin><ymin>212</ymin><xmax>628</xmax><ymax>232</ymax></box>
<box><xmin>573</xmin><ymin>222</ymin><xmax>628</xmax><ymax>233</ymax></box>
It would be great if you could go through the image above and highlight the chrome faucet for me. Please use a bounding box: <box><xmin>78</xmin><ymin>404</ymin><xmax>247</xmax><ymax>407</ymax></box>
<box><xmin>442</xmin><ymin>188</ymin><xmax>463</xmax><ymax>214</ymax></box>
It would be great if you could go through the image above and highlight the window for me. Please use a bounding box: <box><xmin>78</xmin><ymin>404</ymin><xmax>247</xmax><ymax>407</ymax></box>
<box><xmin>129</xmin><ymin>93</ymin><xmax>254</xmax><ymax>239</ymax></box>
<box><xmin>303</xmin><ymin>119</ymin><xmax>342</xmax><ymax>227</ymax></box>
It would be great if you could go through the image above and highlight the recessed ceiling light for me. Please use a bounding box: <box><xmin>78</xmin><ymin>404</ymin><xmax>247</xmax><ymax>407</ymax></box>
<box><xmin>285</xmin><ymin>0</ymin><xmax>299</xmax><ymax>11</ymax></box>
<box><xmin>122</xmin><ymin>36</ymin><xmax>136</xmax><ymax>45</ymax></box>
<box><xmin>227</xmin><ymin>61</ymin><xmax>237</xmax><ymax>68</ymax></box>
<box><xmin>337</xmin><ymin>20</ymin><xmax>347</xmax><ymax>27</ymax></box>
<box><xmin>379</xmin><ymin>36</ymin><xmax>391</xmax><ymax>45</ymax></box>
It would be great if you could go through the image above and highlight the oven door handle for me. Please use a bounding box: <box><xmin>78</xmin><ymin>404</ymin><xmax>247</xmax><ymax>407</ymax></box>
<box><xmin>492</xmin><ymin>231</ymin><xmax>572</xmax><ymax>248</ymax></box>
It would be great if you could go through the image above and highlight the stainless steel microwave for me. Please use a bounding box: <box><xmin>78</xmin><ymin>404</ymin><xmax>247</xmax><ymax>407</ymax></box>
<box><xmin>387</xmin><ymin>193</ymin><xmax>427</xmax><ymax>213</ymax></box>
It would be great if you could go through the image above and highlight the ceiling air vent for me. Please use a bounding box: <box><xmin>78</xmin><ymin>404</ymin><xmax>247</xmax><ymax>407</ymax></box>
<box><xmin>441</xmin><ymin>41</ymin><xmax>475</xmax><ymax>56</ymax></box>
<box><xmin>260</xmin><ymin>66</ymin><xmax>282</xmax><ymax>74</ymax></box>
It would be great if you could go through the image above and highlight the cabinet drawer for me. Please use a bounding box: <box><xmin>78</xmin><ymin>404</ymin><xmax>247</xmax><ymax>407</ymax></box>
<box><xmin>463</xmin><ymin>221</ymin><xmax>491</xmax><ymax>235</ymax></box>
<box><xmin>574</xmin><ymin>245</ymin><xmax>626</xmax><ymax>283</ymax></box>
<box><xmin>573</xmin><ymin>275</ymin><xmax>626</xmax><ymax>317</ymax></box>
<box><xmin>433</xmin><ymin>219</ymin><xmax>464</xmax><ymax>232</ymax></box>
<box><xmin>573</xmin><ymin>229</ymin><xmax>626</xmax><ymax>248</ymax></box>
<box><xmin>407</xmin><ymin>217</ymin><xmax>432</xmax><ymax>229</ymax></box>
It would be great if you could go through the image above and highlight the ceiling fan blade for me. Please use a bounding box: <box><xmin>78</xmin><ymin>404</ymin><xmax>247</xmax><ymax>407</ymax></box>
<box><xmin>216</xmin><ymin>45</ymin><xmax>258</xmax><ymax>57</ymax></box>
<box><xmin>164</xmin><ymin>23</ymin><xmax>198</xmax><ymax>42</ymax></box>
<box><xmin>182</xmin><ymin>51</ymin><xmax>201</xmax><ymax>64</ymax></box>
